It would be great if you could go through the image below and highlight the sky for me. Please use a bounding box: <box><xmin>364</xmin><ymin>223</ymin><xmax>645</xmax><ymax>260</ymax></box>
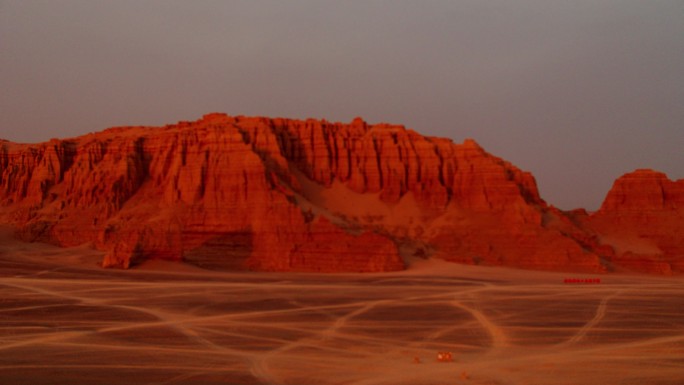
<box><xmin>1</xmin><ymin>0</ymin><xmax>683</xmax><ymax>210</ymax></box>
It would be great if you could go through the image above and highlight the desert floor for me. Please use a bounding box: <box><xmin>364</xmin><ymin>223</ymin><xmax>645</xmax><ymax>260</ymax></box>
<box><xmin>1</xmin><ymin>232</ymin><xmax>683</xmax><ymax>384</ymax></box>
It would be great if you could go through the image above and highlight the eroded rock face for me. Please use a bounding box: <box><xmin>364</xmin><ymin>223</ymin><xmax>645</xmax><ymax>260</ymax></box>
<box><xmin>586</xmin><ymin>169</ymin><xmax>684</xmax><ymax>274</ymax></box>
<box><xmin>598</xmin><ymin>169</ymin><xmax>684</xmax><ymax>212</ymax></box>
<box><xmin>0</xmin><ymin>114</ymin><xmax>680</xmax><ymax>274</ymax></box>
<box><xmin>0</xmin><ymin>114</ymin><xmax>405</xmax><ymax>272</ymax></box>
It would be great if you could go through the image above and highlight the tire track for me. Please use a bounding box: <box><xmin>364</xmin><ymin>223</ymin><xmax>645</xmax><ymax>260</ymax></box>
<box><xmin>450</xmin><ymin>299</ymin><xmax>509</xmax><ymax>353</ymax></box>
<box><xmin>249</xmin><ymin>299</ymin><xmax>389</xmax><ymax>385</ymax></box>
<box><xmin>560</xmin><ymin>290</ymin><xmax>623</xmax><ymax>347</ymax></box>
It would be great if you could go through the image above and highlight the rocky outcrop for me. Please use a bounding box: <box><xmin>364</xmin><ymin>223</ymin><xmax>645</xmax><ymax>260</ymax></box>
<box><xmin>586</xmin><ymin>170</ymin><xmax>684</xmax><ymax>274</ymax></box>
<box><xmin>598</xmin><ymin>169</ymin><xmax>684</xmax><ymax>212</ymax></box>
<box><xmin>233</xmin><ymin>115</ymin><xmax>605</xmax><ymax>272</ymax></box>
<box><xmin>0</xmin><ymin>114</ymin><xmax>403</xmax><ymax>272</ymax></box>
<box><xmin>0</xmin><ymin>114</ymin><xmax>680</xmax><ymax>274</ymax></box>
<box><xmin>256</xmin><ymin>117</ymin><xmax>543</xmax><ymax>213</ymax></box>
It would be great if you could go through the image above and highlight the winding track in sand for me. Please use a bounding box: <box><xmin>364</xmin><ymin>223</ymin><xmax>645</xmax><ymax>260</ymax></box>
<box><xmin>1</xmin><ymin>240</ymin><xmax>684</xmax><ymax>385</ymax></box>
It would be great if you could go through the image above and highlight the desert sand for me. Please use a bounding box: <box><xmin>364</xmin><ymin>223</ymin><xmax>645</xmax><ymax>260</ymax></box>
<box><xmin>1</xmin><ymin>229</ymin><xmax>683</xmax><ymax>385</ymax></box>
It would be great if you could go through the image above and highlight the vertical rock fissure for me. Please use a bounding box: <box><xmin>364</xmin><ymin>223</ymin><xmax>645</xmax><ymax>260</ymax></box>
<box><xmin>371</xmin><ymin>134</ymin><xmax>383</xmax><ymax>190</ymax></box>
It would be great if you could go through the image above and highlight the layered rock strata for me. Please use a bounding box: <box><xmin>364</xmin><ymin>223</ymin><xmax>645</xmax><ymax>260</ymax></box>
<box><xmin>1</xmin><ymin>114</ymin><xmax>681</xmax><ymax>274</ymax></box>
<box><xmin>584</xmin><ymin>170</ymin><xmax>684</xmax><ymax>274</ymax></box>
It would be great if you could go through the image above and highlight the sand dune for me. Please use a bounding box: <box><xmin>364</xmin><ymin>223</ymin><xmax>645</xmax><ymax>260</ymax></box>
<box><xmin>1</xmin><ymin>235</ymin><xmax>683</xmax><ymax>384</ymax></box>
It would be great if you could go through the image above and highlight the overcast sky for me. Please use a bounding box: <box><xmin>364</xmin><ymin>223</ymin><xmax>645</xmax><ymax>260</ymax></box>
<box><xmin>1</xmin><ymin>0</ymin><xmax>683</xmax><ymax>210</ymax></box>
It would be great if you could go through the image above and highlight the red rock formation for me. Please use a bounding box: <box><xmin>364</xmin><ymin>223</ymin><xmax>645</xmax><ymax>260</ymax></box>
<box><xmin>586</xmin><ymin>170</ymin><xmax>684</xmax><ymax>274</ymax></box>
<box><xmin>0</xmin><ymin>114</ymin><xmax>403</xmax><ymax>272</ymax></box>
<box><xmin>0</xmin><ymin>114</ymin><xmax>680</xmax><ymax>274</ymax></box>
<box><xmin>598</xmin><ymin>169</ymin><xmax>684</xmax><ymax>211</ymax></box>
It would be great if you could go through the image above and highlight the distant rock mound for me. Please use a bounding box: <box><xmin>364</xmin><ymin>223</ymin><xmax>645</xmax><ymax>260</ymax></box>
<box><xmin>586</xmin><ymin>169</ymin><xmax>684</xmax><ymax>274</ymax></box>
<box><xmin>598</xmin><ymin>169</ymin><xmax>684</xmax><ymax>212</ymax></box>
<box><xmin>0</xmin><ymin>113</ymin><xmax>681</xmax><ymax>274</ymax></box>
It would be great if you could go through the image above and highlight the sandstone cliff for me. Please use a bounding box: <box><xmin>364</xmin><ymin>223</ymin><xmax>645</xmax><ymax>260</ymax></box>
<box><xmin>0</xmin><ymin>114</ymin><xmax>405</xmax><ymax>272</ymax></box>
<box><xmin>584</xmin><ymin>170</ymin><xmax>684</xmax><ymax>274</ymax></box>
<box><xmin>0</xmin><ymin>114</ymin><xmax>680</xmax><ymax>274</ymax></box>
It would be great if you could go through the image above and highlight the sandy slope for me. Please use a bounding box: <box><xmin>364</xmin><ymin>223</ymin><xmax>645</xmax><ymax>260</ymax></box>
<box><xmin>1</xmin><ymin>231</ymin><xmax>683</xmax><ymax>385</ymax></box>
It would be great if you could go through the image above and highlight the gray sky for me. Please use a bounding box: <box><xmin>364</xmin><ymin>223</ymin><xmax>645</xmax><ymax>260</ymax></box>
<box><xmin>2</xmin><ymin>0</ymin><xmax>683</xmax><ymax>210</ymax></box>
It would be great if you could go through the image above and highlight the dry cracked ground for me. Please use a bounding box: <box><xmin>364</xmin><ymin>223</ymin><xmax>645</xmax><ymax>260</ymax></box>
<box><xmin>1</xmin><ymin>230</ymin><xmax>683</xmax><ymax>385</ymax></box>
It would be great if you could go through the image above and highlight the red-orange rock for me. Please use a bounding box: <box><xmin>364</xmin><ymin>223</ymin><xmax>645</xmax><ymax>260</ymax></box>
<box><xmin>0</xmin><ymin>114</ymin><xmax>403</xmax><ymax>272</ymax></box>
<box><xmin>249</xmin><ymin>216</ymin><xmax>404</xmax><ymax>273</ymax></box>
<box><xmin>598</xmin><ymin>169</ymin><xmax>684</xmax><ymax>211</ymax></box>
<box><xmin>586</xmin><ymin>169</ymin><xmax>684</xmax><ymax>274</ymax></box>
<box><xmin>0</xmin><ymin>114</ymin><xmax>680</xmax><ymax>274</ymax></box>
